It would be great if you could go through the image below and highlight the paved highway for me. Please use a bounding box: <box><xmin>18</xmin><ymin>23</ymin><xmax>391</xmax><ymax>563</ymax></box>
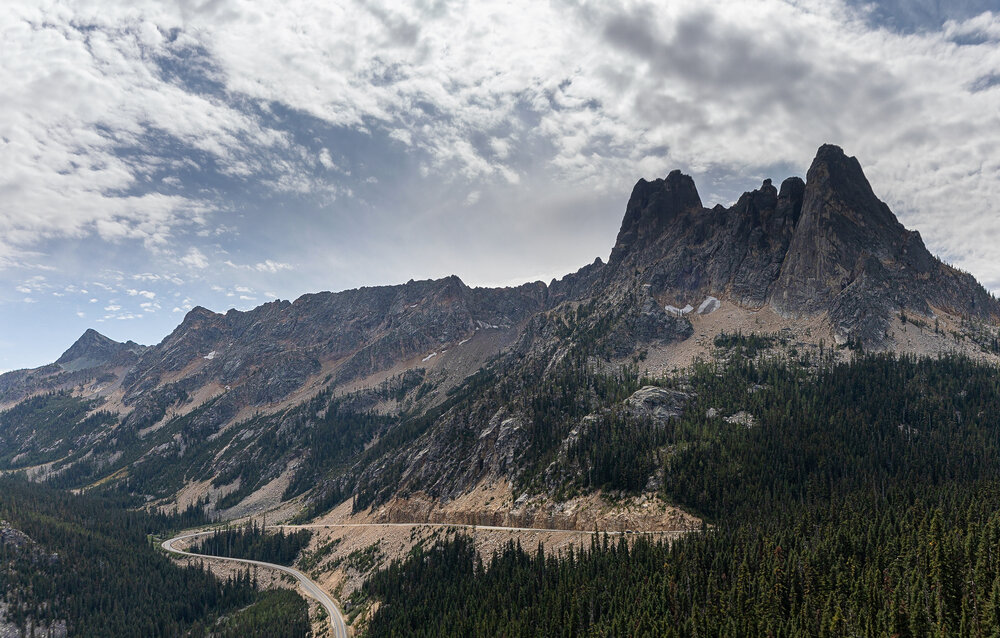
<box><xmin>272</xmin><ymin>521</ymin><xmax>691</xmax><ymax>535</ymax></box>
<box><xmin>162</xmin><ymin>531</ymin><xmax>348</xmax><ymax>638</ymax></box>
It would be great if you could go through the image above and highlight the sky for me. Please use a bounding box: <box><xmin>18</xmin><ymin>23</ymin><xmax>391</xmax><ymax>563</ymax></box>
<box><xmin>2</xmin><ymin>0</ymin><xmax>1000</xmax><ymax>371</ymax></box>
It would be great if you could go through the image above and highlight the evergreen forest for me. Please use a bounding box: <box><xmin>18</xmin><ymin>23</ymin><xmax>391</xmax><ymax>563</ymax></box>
<box><xmin>0</xmin><ymin>478</ymin><xmax>309</xmax><ymax>637</ymax></box>
<box><xmin>360</xmin><ymin>353</ymin><xmax>1000</xmax><ymax>637</ymax></box>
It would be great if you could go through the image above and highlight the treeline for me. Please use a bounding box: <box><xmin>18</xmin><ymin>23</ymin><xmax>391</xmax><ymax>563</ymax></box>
<box><xmin>0</xmin><ymin>477</ymin><xmax>306</xmax><ymax>637</ymax></box>
<box><xmin>191</xmin><ymin>521</ymin><xmax>312</xmax><ymax>565</ymax></box>
<box><xmin>188</xmin><ymin>588</ymin><xmax>310</xmax><ymax>638</ymax></box>
<box><xmin>361</xmin><ymin>353</ymin><xmax>1000</xmax><ymax>636</ymax></box>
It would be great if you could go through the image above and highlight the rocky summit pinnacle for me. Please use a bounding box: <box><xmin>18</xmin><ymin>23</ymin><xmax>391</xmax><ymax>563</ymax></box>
<box><xmin>56</xmin><ymin>329</ymin><xmax>143</xmax><ymax>372</ymax></box>
<box><xmin>609</xmin><ymin>169</ymin><xmax>703</xmax><ymax>264</ymax></box>
<box><xmin>602</xmin><ymin>144</ymin><xmax>999</xmax><ymax>347</ymax></box>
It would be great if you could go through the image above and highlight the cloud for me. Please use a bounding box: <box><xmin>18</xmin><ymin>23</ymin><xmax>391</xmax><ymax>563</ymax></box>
<box><xmin>4</xmin><ymin>0</ymin><xmax>1000</xmax><ymax>372</ymax></box>
<box><xmin>224</xmin><ymin>259</ymin><xmax>292</xmax><ymax>273</ymax></box>
<box><xmin>179</xmin><ymin>247</ymin><xmax>209</xmax><ymax>269</ymax></box>
<box><xmin>4</xmin><ymin>0</ymin><xmax>1000</xmax><ymax>287</ymax></box>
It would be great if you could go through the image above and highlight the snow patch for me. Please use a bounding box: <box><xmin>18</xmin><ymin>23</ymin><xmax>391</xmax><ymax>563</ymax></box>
<box><xmin>422</xmin><ymin>352</ymin><xmax>437</xmax><ymax>362</ymax></box>
<box><xmin>665</xmin><ymin>304</ymin><xmax>694</xmax><ymax>316</ymax></box>
<box><xmin>203</xmin><ymin>351</ymin><xmax>216</xmax><ymax>360</ymax></box>
<box><xmin>697</xmin><ymin>296</ymin><xmax>720</xmax><ymax>315</ymax></box>
<box><xmin>458</xmin><ymin>338</ymin><xmax>471</xmax><ymax>346</ymax></box>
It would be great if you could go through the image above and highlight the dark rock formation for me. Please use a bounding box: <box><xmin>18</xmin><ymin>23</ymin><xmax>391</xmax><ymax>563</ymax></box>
<box><xmin>603</xmin><ymin>144</ymin><xmax>999</xmax><ymax>347</ymax></box>
<box><xmin>770</xmin><ymin>144</ymin><xmax>997</xmax><ymax>346</ymax></box>
<box><xmin>56</xmin><ymin>329</ymin><xmax>144</xmax><ymax>372</ymax></box>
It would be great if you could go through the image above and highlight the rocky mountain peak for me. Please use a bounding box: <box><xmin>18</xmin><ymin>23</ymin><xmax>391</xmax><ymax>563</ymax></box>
<box><xmin>609</xmin><ymin>169</ymin><xmax>702</xmax><ymax>264</ymax></box>
<box><xmin>56</xmin><ymin>329</ymin><xmax>141</xmax><ymax>372</ymax></box>
<box><xmin>771</xmin><ymin>145</ymin><xmax>934</xmax><ymax>319</ymax></box>
<box><xmin>599</xmin><ymin>143</ymin><xmax>998</xmax><ymax>348</ymax></box>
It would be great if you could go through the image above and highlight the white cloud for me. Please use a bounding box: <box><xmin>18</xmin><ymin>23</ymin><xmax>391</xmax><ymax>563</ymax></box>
<box><xmin>224</xmin><ymin>259</ymin><xmax>292</xmax><ymax>273</ymax></box>
<box><xmin>179</xmin><ymin>247</ymin><xmax>209</xmax><ymax>269</ymax></box>
<box><xmin>318</xmin><ymin>148</ymin><xmax>338</xmax><ymax>170</ymax></box>
<box><xmin>126</xmin><ymin>289</ymin><xmax>156</xmax><ymax>299</ymax></box>
<box><xmin>2</xmin><ymin>0</ymin><xmax>1000</xmax><ymax>313</ymax></box>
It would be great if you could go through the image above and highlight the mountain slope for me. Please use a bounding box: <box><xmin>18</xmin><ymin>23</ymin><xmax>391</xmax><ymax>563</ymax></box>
<box><xmin>0</xmin><ymin>144</ymin><xmax>997</xmax><ymax>522</ymax></box>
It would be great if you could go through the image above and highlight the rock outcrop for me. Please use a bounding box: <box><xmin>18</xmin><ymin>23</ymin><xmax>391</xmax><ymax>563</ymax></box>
<box><xmin>602</xmin><ymin>144</ymin><xmax>999</xmax><ymax>347</ymax></box>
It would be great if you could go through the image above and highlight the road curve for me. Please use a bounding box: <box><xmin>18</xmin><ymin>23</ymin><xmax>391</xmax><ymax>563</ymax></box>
<box><xmin>162</xmin><ymin>531</ymin><xmax>348</xmax><ymax>638</ymax></box>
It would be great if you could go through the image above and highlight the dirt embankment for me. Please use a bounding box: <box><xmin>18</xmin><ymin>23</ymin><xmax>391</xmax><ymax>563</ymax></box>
<box><xmin>366</xmin><ymin>482</ymin><xmax>701</xmax><ymax>533</ymax></box>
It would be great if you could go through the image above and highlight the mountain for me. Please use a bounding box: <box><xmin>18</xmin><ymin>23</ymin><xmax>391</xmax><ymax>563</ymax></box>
<box><xmin>56</xmin><ymin>328</ymin><xmax>145</xmax><ymax>372</ymax></box>
<box><xmin>0</xmin><ymin>144</ymin><xmax>997</xmax><ymax>523</ymax></box>
<box><xmin>602</xmin><ymin>144</ymin><xmax>998</xmax><ymax>347</ymax></box>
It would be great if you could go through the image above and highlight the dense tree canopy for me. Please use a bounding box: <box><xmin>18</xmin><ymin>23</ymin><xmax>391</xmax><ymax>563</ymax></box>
<box><xmin>362</xmin><ymin>353</ymin><xmax>1000</xmax><ymax>637</ymax></box>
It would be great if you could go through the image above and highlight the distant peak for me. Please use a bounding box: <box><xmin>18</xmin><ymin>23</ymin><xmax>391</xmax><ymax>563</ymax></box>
<box><xmin>56</xmin><ymin>329</ymin><xmax>127</xmax><ymax>370</ymax></box>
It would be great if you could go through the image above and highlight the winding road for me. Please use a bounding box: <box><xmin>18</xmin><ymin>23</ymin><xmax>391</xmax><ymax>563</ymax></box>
<box><xmin>162</xmin><ymin>531</ymin><xmax>348</xmax><ymax>638</ymax></box>
<box><xmin>163</xmin><ymin>522</ymin><xmax>690</xmax><ymax>637</ymax></box>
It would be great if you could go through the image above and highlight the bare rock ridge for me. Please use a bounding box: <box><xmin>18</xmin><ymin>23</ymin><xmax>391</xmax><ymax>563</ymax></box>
<box><xmin>5</xmin><ymin>143</ymin><xmax>997</xmax><ymax>416</ymax></box>
<box><xmin>602</xmin><ymin>143</ymin><xmax>999</xmax><ymax>347</ymax></box>
<box><xmin>120</xmin><ymin>275</ymin><xmax>549</xmax><ymax>409</ymax></box>
<box><xmin>55</xmin><ymin>329</ymin><xmax>144</xmax><ymax>372</ymax></box>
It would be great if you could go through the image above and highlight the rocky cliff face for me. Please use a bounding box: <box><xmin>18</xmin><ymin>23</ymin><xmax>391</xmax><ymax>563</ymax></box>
<box><xmin>770</xmin><ymin>144</ymin><xmax>997</xmax><ymax>345</ymax></box>
<box><xmin>602</xmin><ymin>144</ymin><xmax>999</xmax><ymax>347</ymax></box>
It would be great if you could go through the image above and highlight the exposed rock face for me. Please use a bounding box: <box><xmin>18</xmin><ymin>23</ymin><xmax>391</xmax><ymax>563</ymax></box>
<box><xmin>770</xmin><ymin>144</ymin><xmax>997</xmax><ymax>346</ymax></box>
<box><xmin>547</xmin><ymin>257</ymin><xmax>605</xmax><ymax>306</ymax></box>
<box><xmin>119</xmin><ymin>276</ymin><xmax>549</xmax><ymax>413</ymax></box>
<box><xmin>55</xmin><ymin>329</ymin><xmax>144</xmax><ymax>372</ymax></box>
<box><xmin>603</xmin><ymin>170</ymin><xmax>803</xmax><ymax>311</ymax></box>
<box><xmin>603</xmin><ymin>144</ymin><xmax>999</xmax><ymax>348</ymax></box>
<box><xmin>625</xmin><ymin>386</ymin><xmax>690</xmax><ymax>422</ymax></box>
<box><xmin>609</xmin><ymin>169</ymin><xmax>703</xmax><ymax>265</ymax></box>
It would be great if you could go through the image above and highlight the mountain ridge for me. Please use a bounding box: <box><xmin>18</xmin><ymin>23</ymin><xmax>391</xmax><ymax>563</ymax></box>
<box><xmin>1</xmin><ymin>143</ymin><xmax>998</xmax><ymax>523</ymax></box>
